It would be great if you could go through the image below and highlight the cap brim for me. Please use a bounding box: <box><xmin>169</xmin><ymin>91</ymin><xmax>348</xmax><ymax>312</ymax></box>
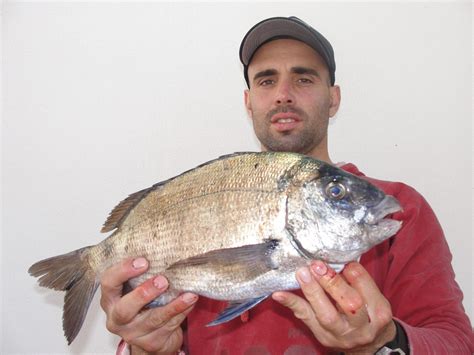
<box><xmin>240</xmin><ymin>17</ymin><xmax>331</xmax><ymax>67</ymax></box>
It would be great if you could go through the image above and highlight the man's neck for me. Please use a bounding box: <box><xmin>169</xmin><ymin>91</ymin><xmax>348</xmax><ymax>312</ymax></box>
<box><xmin>259</xmin><ymin>141</ymin><xmax>332</xmax><ymax>164</ymax></box>
<box><xmin>302</xmin><ymin>144</ymin><xmax>332</xmax><ymax>164</ymax></box>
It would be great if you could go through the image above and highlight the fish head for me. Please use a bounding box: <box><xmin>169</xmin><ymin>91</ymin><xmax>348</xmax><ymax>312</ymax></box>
<box><xmin>294</xmin><ymin>163</ymin><xmax>402</xmax><ymax>264</ymax></box>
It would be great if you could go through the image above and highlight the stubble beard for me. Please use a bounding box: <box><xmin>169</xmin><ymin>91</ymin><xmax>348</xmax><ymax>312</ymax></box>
<box><xmin>253</xmin><ymin>106</ymin><xmax>329</xmax><ymax>155</ymax></box>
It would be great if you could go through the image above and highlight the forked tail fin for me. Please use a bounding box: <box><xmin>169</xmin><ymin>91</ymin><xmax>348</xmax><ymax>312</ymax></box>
<box><xmin>28</xmin><ymin>246</ymin><xmax>99</xmax><ymax>344</ymax></box>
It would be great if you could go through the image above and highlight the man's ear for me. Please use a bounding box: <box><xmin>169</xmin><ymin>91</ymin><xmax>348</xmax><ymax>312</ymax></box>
<box><xmin>244</xmin><ymin>89</ymin><xmax>253</xmax><ymax>118</ymax></box>
<box><xmin>328</xmin><ymin>85</ymin><xmax>341</xmax><ymax>117</ymax></box>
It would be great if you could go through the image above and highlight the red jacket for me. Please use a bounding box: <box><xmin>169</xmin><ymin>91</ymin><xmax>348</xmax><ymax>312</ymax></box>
<box><xmin>184</xmin><ymin>163</ymin><xmax>473</xmax><ymax>354</ymax></box>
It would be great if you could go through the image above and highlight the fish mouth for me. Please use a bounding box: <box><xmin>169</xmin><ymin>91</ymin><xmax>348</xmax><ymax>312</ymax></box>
<box><xmin>364</xmin><ymin>195</ymin><xmax>402</xmax><ymax>225</ymax></box>
<box><xmin>363</xmin><ymin>195</ymin><xmax>403</xmax><ymax>240</ymax></box>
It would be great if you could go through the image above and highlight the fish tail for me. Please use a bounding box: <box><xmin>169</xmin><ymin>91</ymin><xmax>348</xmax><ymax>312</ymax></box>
<box><xmin>28</xmin><ymin>246</ymin><xmax>99</xmax><ymax>344</ymax></box>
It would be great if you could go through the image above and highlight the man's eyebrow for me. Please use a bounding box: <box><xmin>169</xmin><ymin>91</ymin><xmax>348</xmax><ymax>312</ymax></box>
<box><xmin>253</xmin><ymin>69</ymin><xmax>278</xmax><ymax>82</ymax></box>
<box><xmin>291</xmin><ymin>66</ymin><xmax>320</xmax><ymax>77</ymax></box>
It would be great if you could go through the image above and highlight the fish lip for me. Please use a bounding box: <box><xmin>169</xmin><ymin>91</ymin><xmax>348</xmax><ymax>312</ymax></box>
<box><xmin>364</xmin><ymin>195</ymin><xmax>402</xmax><ymax>225</ymax></box>
<box><xmin>270</xmin><ymin>112</ymin><xmax>301</xmax><ymax>123</ymax></box>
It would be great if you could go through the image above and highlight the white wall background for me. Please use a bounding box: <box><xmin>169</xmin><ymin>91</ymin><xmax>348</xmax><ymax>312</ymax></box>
<box><xmin>2</xmin><ymin>2</ymin><xmax>472</xmax><ymax>354</ymax></box>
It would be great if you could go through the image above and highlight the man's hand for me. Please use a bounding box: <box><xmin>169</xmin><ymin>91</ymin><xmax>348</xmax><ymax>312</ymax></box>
<box><xmin>100</xmin><ymin>257</ymin><xmax>198</xmax><ymax>354</ymax></box>
<box><xmin>272</xmin><ymin>261</ymin><xmax>396</xmax><ymax>353</ymax></box>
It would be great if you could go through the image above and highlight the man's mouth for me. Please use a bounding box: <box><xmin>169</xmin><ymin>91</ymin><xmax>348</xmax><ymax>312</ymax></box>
<box><xmin>275</xmin><ymin>118</ymin><xmax>296</xmax><ymax>123</ymax></box>
<box><xmin>271</xmin><ymin>113</ymin><xmax>301</xmax><ymax>132</ymax></box>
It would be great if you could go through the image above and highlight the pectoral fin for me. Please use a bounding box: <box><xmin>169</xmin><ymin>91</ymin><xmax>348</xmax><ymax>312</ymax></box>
<box><xmin>167</xmin><ymin>239</ymin><xmax>280</xmax><ymax>279</ymax></box>
<box><xmin>207</xmin><ymin>295</ymin><xmax>270</xmax><ymax>326</ymax></box>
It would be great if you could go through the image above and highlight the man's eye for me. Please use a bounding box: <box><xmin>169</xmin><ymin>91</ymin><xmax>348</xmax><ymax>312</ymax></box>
<box><xmin>260</xmin><ymin>79</ymin><xmax>275</xmax><ymax>86</ymax></box>
<box><xmin>298</xmin><ymin>78</ymin><xmax>313</xmax><ymax>84</ymax></box>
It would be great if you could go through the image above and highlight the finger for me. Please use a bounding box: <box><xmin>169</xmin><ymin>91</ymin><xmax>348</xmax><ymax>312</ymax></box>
<box><xmin>272</xmin><ymin>290</ymin><xmax>317</xmax><ymax>326</ymax></box>
<box><xmin>140</xmin><ymin>293</ymin><xmax>198</xmax><ymax>333</ymax></box>
<box><xmin>134</xmin><ymin>305</ymin><xmax>193</xmax><ymax>354</ymax></box>
<box><xmin>123</xmin><ymin>294</ymin><xmax>198</xmax><ymax>350</ymax></box>
<box><xmin>310</xmin><ymin>261</ymin><xmax>367</xmax><ymax>325</ymax></box>
<box><xmin>111</xmin><ymin>275</ymin><xmax>169</xmax><ymax>326</ymax></box>
<box><xmin>342</xmin><ymin>262</ymin><xmax>393</xmax><ymax>326</ymax></box>
<box><xmin>342</xmin><ymin>262</ymin><xmax>381</xmax><ymax>301</ymax></box>
<box><xmin>133</xmin><ymin>326</ymin><xmax>184</xmax><ymax>354</ymax></box>
<box><xmin>100</xmin><ymin>257</ymin><xmax>149</xmax><ymax>310</ymax></box>
<box><xmin>295</xmin><ymin>267</ymin><xmax>345</xmax><ymax>333</ymax></box>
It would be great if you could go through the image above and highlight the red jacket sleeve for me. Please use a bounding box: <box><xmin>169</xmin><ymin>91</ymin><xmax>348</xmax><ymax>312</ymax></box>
<box><xmin>375</xmin><ymin>182</ymin><xmax>473</xmax><ymax>353</ymax></box>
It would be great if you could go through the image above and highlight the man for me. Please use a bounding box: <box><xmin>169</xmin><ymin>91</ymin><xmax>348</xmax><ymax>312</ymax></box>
<box><xmin>100</xmin><ymin>17</ymin><xmax>473</xmax><ymax>354</ymax></box>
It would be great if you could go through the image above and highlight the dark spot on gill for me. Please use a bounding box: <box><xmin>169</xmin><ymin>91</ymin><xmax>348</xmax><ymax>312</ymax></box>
<box><xmin>254</xmin><ymin>163</ymin><xmax>259</xmax><ymax>169</ymax></box>
<box><xmin>277</xmin><ymin>177</ymin><xmax>290</xmax><ymax>191</ymax></box>
<box><xmin>277</xmin><ymin>161</ymin><xmax>302</xmax><ymax>191</ymax></box>
<box><xmin>264</xmin><ymin>238</ymin><xmax>279</xmax><ymax>252</ymax></box>
<box><xmin>124</xmin><ymin>245</ymin><xmax>129</xmax><ymax>253</ymax></box>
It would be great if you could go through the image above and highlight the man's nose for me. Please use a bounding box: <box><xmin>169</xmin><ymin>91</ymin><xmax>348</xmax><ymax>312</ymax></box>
<box><xmin>275</xmin><ymin>81</ymin><xmax>294</xmax><ymax>105</ymax></box>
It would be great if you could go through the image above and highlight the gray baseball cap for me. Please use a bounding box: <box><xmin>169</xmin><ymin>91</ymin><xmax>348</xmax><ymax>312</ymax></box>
<box><xmin>240</xmin><ymin>16</ymin><xmax>336</xmax><ymax>86</ymax></box>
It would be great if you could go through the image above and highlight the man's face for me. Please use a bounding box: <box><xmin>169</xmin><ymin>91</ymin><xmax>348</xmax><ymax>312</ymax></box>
<box><xmin>244</xmin><ymin>39</ymin><xmax>340</xmax><ymax>159</ymax></box>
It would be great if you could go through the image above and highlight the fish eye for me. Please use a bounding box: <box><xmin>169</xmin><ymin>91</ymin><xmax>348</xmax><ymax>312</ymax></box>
<box><xmin>326</xmin><ymin>182</ymin><xmax>346</xmax><ymax>200</ymax></box>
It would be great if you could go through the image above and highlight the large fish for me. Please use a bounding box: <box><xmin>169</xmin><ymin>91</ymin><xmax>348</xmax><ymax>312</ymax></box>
<box><xmin>29</xmin><ymin>152</ymin><xmax>402</xmax><ymax>344</ymax></box>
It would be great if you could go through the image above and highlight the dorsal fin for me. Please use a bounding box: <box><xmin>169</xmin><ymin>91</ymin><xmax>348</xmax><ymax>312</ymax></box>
<box><xmin>101</xmin><ymin>184</ymin><xmax>159</xmax><ymax>233</ymax></box>
<box><xmin>100</xmin><ymin>152</ymin><xmax>262</xmax><ymax>233</ymax></box>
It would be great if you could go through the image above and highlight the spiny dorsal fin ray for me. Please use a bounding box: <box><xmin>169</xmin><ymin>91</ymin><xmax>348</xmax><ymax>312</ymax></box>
<box><xmin>101</xmin><ymin>185</ymin><xmax>160</xmax><ymax>233</ymax></box>
<box><xmin>100</xmin><ymin>153</ymin><xmax>256</xmax><ymax>234</ymax></box>
<box><xmin>101</xmin><ymin>152</ymin><xmax>288</xmax><ymax>234</ymax></box>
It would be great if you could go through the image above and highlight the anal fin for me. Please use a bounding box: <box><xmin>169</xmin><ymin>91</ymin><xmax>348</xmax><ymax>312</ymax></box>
<box><xmin>206</xmin><ymin>295</ymin><xmax>270</xmax><ymax>327</ymax></box>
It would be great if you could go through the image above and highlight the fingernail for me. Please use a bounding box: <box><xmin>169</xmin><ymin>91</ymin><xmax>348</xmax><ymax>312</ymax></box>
<box><xmin>132</xmin><ymin>257</ymin><xmax>147</xmax><ymax>269</ymax></box>
<box><xmin>311</xmin><ymin>260</ymin><xmax>328</xmax><ymax>276</ymax></box>
<box><xmin>182</xmin><ymin>293</ymin><xmax>198</xmax><ymax>304</ymax></box>
<box><xmin>153</xmin><ymin>275</ymin><xmax>168</xmax><ymax>289</ymax></box>
<box><xmin>297</xmin><ymin>267</ymin><xmax>312</xmax><ymax>283</ymax></box>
